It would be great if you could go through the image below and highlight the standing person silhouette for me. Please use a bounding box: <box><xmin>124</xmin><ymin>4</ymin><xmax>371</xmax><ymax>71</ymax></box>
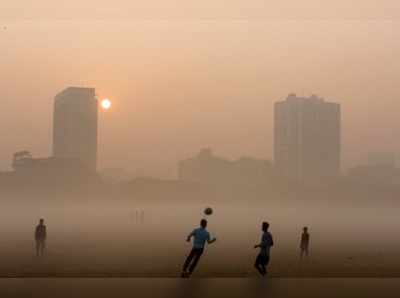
<box><xmin>254</xmin><ymin>222</ymin><xmax>274</xmax><ymax>276</ymax></box>
<box><xmin>300</xmin><ymin>227</ymin><xmax>310</xmax><ymax>259</ymax></box>
<box><xmin>181</xmin><ymin>219</ymin><xmax>216</xmax><ymax>278</ymax></box>
<box><xmin>35</xmin><ymin>219</ymin><xmax>47</xmax><ymax>257</ymax></box>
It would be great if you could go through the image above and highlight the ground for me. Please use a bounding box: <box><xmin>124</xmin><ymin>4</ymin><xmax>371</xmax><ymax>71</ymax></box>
<box><xmin>2</xmin><ymin>278</ymin><xmax>400</xmax><ymax>298</ymax></box>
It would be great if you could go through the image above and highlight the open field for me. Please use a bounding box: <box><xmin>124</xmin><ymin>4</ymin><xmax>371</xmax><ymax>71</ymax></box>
<box><xmin>2</xmin><ymin>278</ymin><xmax>400</xmax><ymax>298</ymax></box>
<box><xmin>1</xmin><ymin>198</ymin><xmax>400</xmax><ymax>278</ymax></box>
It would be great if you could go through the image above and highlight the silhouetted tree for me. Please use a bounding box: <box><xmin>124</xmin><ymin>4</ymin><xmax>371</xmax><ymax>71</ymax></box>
<box><xmin>12</xmin><ymin>150</ymin><xmax>33</xmax><ymax>170</ymax></box>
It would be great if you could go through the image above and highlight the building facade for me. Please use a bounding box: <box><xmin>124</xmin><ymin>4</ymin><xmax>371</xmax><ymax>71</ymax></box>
<box><xmin>53</xmin><ymin>87</ymin><xmax>98</xmax><ymax>171</ymax></box>
<box><xmin>178</xmin><ymin>148</ymin><xmax>274</xmax><ymax>185</ymax></box>
<box><xmin>274</xmin><ymin>94</ymin><xmax>341</xmax><ymax>182</ymax></box>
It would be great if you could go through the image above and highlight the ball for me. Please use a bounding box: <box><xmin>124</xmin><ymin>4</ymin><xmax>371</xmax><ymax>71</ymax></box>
<box><xmin>204</xmin><ymin>207</ymin><xmax>213</xmax><ymax>216</ymax></box>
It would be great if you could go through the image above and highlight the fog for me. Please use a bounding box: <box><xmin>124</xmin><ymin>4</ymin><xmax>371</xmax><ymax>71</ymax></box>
<box><xmin>1</xmin><ymin>19</ymin><xmax>400</xmax><ymax>177</ymax></box>
<box><xmin>2</xmin><ymin>195</ymin><xmax>400</xmax><ymax>277</ymax></box>
<box><xmin>2</xmin><ymin>0</ymin><xmax>400</xmax><ymax>281</ymax></box>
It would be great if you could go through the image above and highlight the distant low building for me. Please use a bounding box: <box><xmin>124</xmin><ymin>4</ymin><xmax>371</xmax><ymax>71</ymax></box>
<box><xmin>1</xmin><ymin>152</ymin><xmax>100</xmax><ymax>191</ymax></box>
<box><xmin>100</xmin><ymin>168</ymin><xmax>133</xmax><ymax>183</ymax></box>
<box><xmin>13</xmin><ymin>156</ymin><xmax>90</xmax><ymax>175</ymax></box>
<box><xmin>347</xmin><ymin>164</ymin><xmax>400</xmax><ymax>186</ymax></box>
<box><xmin>178</xmin><ymin>148</ymin><xmax>273</xmax><ymax>185</ymax></box>
<box><xmin>367</xmin><ymin>152</ymin><xmax>396</xmax><ymax>168</ymax></box>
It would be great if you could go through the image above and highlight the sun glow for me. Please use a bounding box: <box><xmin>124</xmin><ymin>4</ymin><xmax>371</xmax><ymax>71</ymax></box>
<box><xmin>101</xmin><ymin>99</ymin><xmax>111</xmax><ymax>110</ymax></box>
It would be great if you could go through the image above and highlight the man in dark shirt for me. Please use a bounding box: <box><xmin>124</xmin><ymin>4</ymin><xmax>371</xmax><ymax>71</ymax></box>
<box><xmin>35</xmin><ymin>219</ymin><xmax>47</xmax><ymax>257</ymax></box>
<box><xmin>254</xmin><ymin>222</ymin><xmax>274</xmax><ymax>276</ymax></box>
<box><xmin>300</xmin><ymin>226</ymin><xmax>310</xmax><ymax>259</ymax></box>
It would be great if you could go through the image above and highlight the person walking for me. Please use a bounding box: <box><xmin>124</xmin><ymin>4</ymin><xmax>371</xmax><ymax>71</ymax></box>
<box><xmin>35</xmin><ymin>219</ymin><xmax>47</xmax><ymax>257</ymax></box>
<box><xmin>254</xmin><ymin>222</ymin><xmax>274</xmax><ymax>276</ymax></box>
<box><xmin>300</xmin><ymin>227</ymin><xmax>310</xmax><ymax>259</ymax></box>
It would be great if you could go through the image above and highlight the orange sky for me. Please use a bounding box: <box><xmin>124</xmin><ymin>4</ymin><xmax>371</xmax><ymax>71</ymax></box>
<box><xmin>1</xmin><ymin>17</ymin><xmax>400</xmax><ymax>177</ymax></box>
<box><xmin>2</xmin><ymin>1</ymin><xmax>400</xmax><ymax>20</ymax></box>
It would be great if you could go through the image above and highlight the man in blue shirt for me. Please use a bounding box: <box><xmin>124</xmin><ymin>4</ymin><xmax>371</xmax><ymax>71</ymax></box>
<box><xmin>254</xmin><ymin>222</ymin><xmax>274</xmax><ymax>276</ymax></box>
<box><xmin>181</xmin><ymin>219</ymin><xmax>216</xmax><ymax>278</ymax></box>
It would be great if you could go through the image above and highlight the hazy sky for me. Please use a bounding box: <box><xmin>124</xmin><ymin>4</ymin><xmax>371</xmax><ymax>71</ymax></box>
<box><xmin>1</xmin><ymin>2</ymin><xmax>400</xmax><ymax>177</ymax></box>
<box><xmin>2</xmin><ymin>1</ymin><xmax>400</xmax><ymax>20</ymax></box>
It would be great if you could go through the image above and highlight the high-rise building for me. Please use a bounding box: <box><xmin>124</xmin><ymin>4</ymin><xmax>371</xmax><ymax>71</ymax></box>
<box><xmin>53</xmin><ymin>87</ymin><xmax>98</xmax><ymax>171</ymax></box>
<box><xmin>274</xmin><ymin>94</ymin><xmax>341</xmax><ymax>182</ymax></box>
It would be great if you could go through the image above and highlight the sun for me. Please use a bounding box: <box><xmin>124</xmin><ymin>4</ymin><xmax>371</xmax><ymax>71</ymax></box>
<box><xmin>101</xmin><ymin>99</ymin><xmax>111</xmax><ymax>110</ymax></box>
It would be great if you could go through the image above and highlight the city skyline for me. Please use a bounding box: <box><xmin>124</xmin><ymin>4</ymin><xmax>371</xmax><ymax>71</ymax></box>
<box><xmin>3</xmin><ymin>84</ymin><xmax>400</xmax><ymax>180</ymax></box>
<box><xmin>2</xmin><ymin>20</ymin><xmax>400</xmax><ymax>177</ymax></box>
<box><xmin>1</xmin><ymin>86</ymin><xmax>400</xmax><ymax>178</ymax></box>
<box><xmin>2</xmin><ymin>3</ymin><xmax>400</xmax><ymax>291</ymax></box>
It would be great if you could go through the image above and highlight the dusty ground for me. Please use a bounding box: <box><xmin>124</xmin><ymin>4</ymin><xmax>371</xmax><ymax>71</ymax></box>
<box><xmin>2</xmin><ymin>278</ymin><xmax>400</xmax><ymax>298</ymax></box>
<box><xmin>1</xmin><ymin>199</ymin><xmax>400</xmax><ymax>278</ymax></box>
